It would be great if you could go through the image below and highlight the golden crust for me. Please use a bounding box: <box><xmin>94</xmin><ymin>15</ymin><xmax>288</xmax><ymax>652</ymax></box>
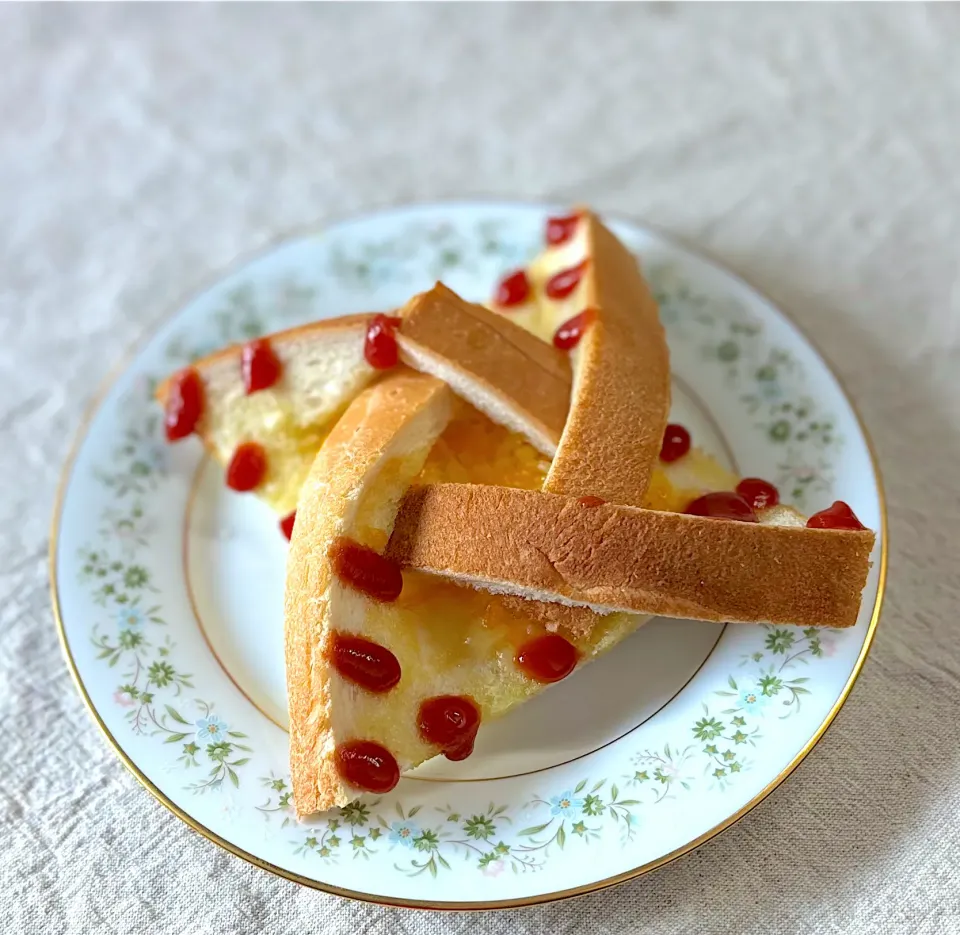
<box><xmin>284</xmin><ymin>371</ymin><xmax>454</xmax><ymax>816</ymax></box>
<box><xmin>387</xmin><ymin>484</ymin><xmax>876</xmax><ymax>629</ymax></box>
<box><xmin>543</xmin><ymin>211</ymin><xmax>671</xmax><ymax>506</ymax></box>
<box><xmin>397</xmin><ymin>283</ymin><xmax>572</xmax><ymax>454</ymax></box>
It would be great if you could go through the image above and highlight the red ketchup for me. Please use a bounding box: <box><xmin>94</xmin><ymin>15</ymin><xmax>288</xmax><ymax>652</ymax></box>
<box><xmin>417</xmin><ymin>695</ymin><xmax>481</xmax><ymax>761</ymax></box>
<box><xmin>329</xmin><ymin>537</ymin><xmax>403</xmax><ymax>603</ymax></box>
<box><xmin>553</xmin><ymin>308</ymin><xmax>597</xmax><ymax>351</ymax></box>
<box><xmin>546</xmin><ymin>213</ymin><xmax>580</xmax><ymax>246</ymax></box>
<box><xmin>334</xmin><ymin>740</ymin><xmax>400</xmax><ymax>794</ymax></box>
<box><xmin>736</xmin><ymin>478</ymin><xmax>780</xmax><ymax>512</ymax></box>
<box><xmin>545</xmin><ymin>259</ymin><xmax>589</xmax><ymax>300</ymax></box>
<box><xmin>495</xmin><ymin>270</ymin><xmax>530</xmax><ymax>307</ymax></box>
<box><xmin>516</xmin><ymin>634</ymin><xmax>579</xmax><ymax>684</ymax></box>
<box><xmin>330</xmin><ymin>633</ymin><xmax>401</xmax><ymax>693</ymax></box>
<box><xmin>806</xmin><ymin>501</ymin><xmax>866</xmax><ymax>530</ymax></box>
<box><xmin>577</xmin><ymin>495</ymin><xmax>606</xmax><ymax>508</ymax></box>
<box><xmin>279</xmin><ymin>511</ymin><xmax>296</xmax><ymax>541</ymax></box>
<box><xmin>164</xmin><ymin>368</ymin><xmax>204</xmax><ymax>441</ymax></box>
<box><xmin>364</xmin><ymin>314</ymin><xmax>402</xmax><ymax>370</ymax></box>
<box><xmin>241</xmin><ymin>338</ymin><xmax>282</xmax><ymax>394</ymax></box>
<box><xmin>685</xmin><ymin>491</ymin><xmax>759</xmax><ymax>523</ymax></box>
<box><xmin>226</xmin><ymin>442</ymin><xmax>267</xmax><ymax>492</ymax></box>
<box><xmin>659</xmin><ymin>424</ymin><xmax>691</xmax><ymax>463</ymax></box>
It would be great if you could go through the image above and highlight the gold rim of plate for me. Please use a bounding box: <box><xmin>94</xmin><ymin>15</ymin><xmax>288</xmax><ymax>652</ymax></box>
<box><xmin>48</xmin><ymin>202</ymin><xmax>889</xmax><ymax>911</ymax></box>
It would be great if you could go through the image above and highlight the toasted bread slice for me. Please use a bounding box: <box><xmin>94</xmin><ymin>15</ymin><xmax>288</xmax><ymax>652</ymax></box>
<box><xmin>396</xmin><ymin>283</ymin><xmax>572</xmax><ymax>455</ymax></box>
<box><xmin>284</xmin><ymin>370</ymin><xmax>651</xmax><ymax>815</ymax></box>
<box><xmin>155</xmin><ymin>316</ymin><xmax>377</xmax><ymax>514</ymax></box>
<box><xmin>285</xmin><ymin>370</ymin><xmax>458</xmax><ymax>814</ymax></box>
<box><xmin>493</xmin><ymin>209</ymin><xmax>671</xmax><ymax>505</ymax></box>
<box><xmin>387</xmin><ymin>484</ymin><xmax>875</xmax><ymax>629</ymax></box>
<box><xmin>156</xmin><ymin>287</ymin><xmax>576</xmax><ymax>513</ymax></box>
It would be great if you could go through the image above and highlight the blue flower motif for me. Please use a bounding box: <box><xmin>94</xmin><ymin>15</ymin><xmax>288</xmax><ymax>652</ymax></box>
<box><xmin>388</xmin><ymin>821</ymin><xmax>419</xmax><ymax>848</ymax></box>
<box><xmin>116</xmin><ymin>606</ymin><xmax>145</xmax><ymax>628</ymax></box>
<box><xmin>738</xmin><ymin>683</ymin><xmax>771</xmax><ymax>716</ymax></box>
<box><xmin>195</xmin><ymin>715</ymin><xmax>229</xmax><ymax>743</ymax></box>
<box><xmin>549</xmin><ymin>791</ymin><xmax>584</xmax><ymax>819</ymax></box>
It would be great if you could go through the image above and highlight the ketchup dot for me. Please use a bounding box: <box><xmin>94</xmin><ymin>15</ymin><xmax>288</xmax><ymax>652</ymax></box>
<box><xmin>685</xmin><ymin>491</ymin><xmax>759</xmax><ymax>523</ymax></box>
<box><xmin>495</xmin><ymin>270</ymin><xmax>530</xmax><ymax>307</ymax></box>
<box><xmin>806</xmin><ymin>501</ymin><xmax>866</xmax><ymax>530</ymax></box>
<box><xmin>546</xmin><ymin>213</ymin><xmax>580</xmax><ymax>246</ymax></box>
<box><xmin>736</xmin><ymin>478</ymin><xmax>780</xmax><ymax>512</ymax></box>
<box><xmin>553</xmin><ymin>308</ymin><xmax>597</xmax><ymax>351</ymax></box>
<box><xmin>164</xmin><ymin>368</ymin><xmax>204</xmax><ymax>441</ymax></box>
<box><xmin>659</xmin><ymin>424</ymin><xmax>691</xmax><ymax>463</ymax></box>
<box><xmin>335</xmin><ymin>740</ymin><xmax>400</xmax><ymax>794</ymax></box>
<box><xmin>364</xmin><ymin>314</ymin><xmax>402</xmax><ymax>370</ymax></box>
<box><xmin>331</xmin><ymin>633</ymin><xmax>401</xmax><ymax>693</ymax></box>
<box><xmin>577</xmin><ymin>495</ymin><xmax>606</xmax><ymax>508</ymax></box>
<box><xmin>545</xmin><ymin>259</ymin><xmax>589</xmax><ymax>300</ymax></box>
<box><xmin>226</xmin><ymin>442</ymin><xmax>267</xmax><ymax>492</ymax></box>
<box><xmin>279</xmin><ymin>511</ymin><xmax>296</xmax><ymax>541</ymax></box>
<box><xmin>516</xmin><ymin>634</ymin><xmax>579</xmax><ymax>683</ymax></box>
<box><xmin>241</xmin><ymin>338</ymin><xmax>282</xmax><ymax>394</ymax></box>
<box><xmin>329</xmin><ymin>537</ymin><xmax>403</xmax><ymax>603</ymax></box>
<box><xmin>418</xmin><ymin>695</ymin><xmax>481</xmax><ymax>761</ymax></box>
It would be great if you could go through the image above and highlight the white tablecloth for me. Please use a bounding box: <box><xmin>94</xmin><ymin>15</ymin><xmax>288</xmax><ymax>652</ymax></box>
<box><xmin>3</xmin><ymin>4</ymin><xmax>959</xmax><ymax>932</ymax></box>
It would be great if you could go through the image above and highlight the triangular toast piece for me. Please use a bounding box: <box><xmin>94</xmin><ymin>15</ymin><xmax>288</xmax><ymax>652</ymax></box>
<box><xmin>156</xmin><ymin>316</ymin><xmax>377</xmax><ymax>514</ymax></box>
<box><xmin>284</xmin><ymin>370</ymin><xmax>651</xmax><ymax>815</ymax></box>
<box><xmin>492</xmin><ymin>209</ymin><xmax>671</xmax><ymax>505</ymax></box>
<box><xmin>155</xmin><ymin>285</ymin><xmax>574</xmax><ymax>516</ymax></box>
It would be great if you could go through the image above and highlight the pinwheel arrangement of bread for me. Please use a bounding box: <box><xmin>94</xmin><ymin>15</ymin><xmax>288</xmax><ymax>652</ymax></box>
<box><xmin>158</xmin><ymin>210</ymin><xmax>875</xmax><ymax>817</ymax></box>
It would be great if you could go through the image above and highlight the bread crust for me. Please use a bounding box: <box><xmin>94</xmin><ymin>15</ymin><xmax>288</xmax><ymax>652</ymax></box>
<box><xmin>397</xmin><ymin>283</ymin><xmax>572</xmax><ymax>454</ymax></box>
<box><xmin>387</xmin><ymin>484</ymin><xmax>875</xmax><ymax>629</ymax></box>
<box><xmin>543</xmin><ymin>211</ymin><xmax>671</xmax><ymax>505</ymax></box>
<box><xmin>284</xmin><ymin>371</ymin><xmax>454</xmax><ymax>815</ymax></box>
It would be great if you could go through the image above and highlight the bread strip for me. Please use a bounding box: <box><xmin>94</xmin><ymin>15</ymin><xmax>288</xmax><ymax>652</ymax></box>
<box><xmin>543</xmin><ymin>211</ymin><xmax>671</xmax><ymax>505</ymax></box>
<box><xmin>387</xmin><ymin>484</ymin><xmax>875</xmax><ymax>629</ymax></box>
<box><xmin>396</xmin><ymin>283</ymin><xmax>572</xmax><ymax>455</ymax></box>
<box><xmin>285</xmin><ymin>371</ymin><xmax>454</xmax><ymax>815</ymax></box>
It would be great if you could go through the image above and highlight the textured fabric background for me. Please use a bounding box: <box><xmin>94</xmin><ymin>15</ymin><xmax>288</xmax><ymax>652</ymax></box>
<box><xmin>2</xmin><ymin>3</ymin><xmax>959</xmax><ymax>933</ymax></box>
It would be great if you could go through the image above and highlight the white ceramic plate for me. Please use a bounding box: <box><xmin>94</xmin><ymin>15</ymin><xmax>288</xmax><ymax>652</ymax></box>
<box><xmin>52</xmin><ymin>202</ymin><xmax>886</xmax><ymax>909</ymax></box>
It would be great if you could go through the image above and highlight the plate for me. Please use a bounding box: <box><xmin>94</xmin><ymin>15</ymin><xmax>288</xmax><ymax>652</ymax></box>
<box><xmin>51</xmin><ymin>202</ymin><xmax>886</xmax><ymax>909</ymax></box>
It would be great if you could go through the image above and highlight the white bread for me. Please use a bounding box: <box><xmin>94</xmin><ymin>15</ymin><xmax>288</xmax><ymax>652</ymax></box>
<box><xmin>387</xmin><ymin>483</ymin><xmax>876</xmax><ymax>629</ymax></box>
<box><xmin>528</xmin><ymin>210</ymin><xmax>672</xmax><ymax>506</ymax></box>
<box><xmin>285</xmin><ymin>370</ymin><xmax>654</xmax><ymax>816</ymax></box>
<box><xmin>285</xmin><ymin>370</ymin><xmax>455</xmax><ymax>815</ymax></box>
<box><xmin>155</xmin><ymin>315</ymin><xmax>377</xmax><ymax>513</ymax></box>
<box><xmin>396</xmin><ymin>283</ymin><xmax>572</xmax><ymax>455</ymax></box>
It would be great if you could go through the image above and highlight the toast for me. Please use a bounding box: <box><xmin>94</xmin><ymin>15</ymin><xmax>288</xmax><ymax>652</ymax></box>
<box><xmin>396</xmin><ymin>283</ymin><xmax>572</xmax><ymax>455</ymax></box>
<box><xmin>285</xmin><ymin>371</ymin><xmax>651</xmax><ymax>813</ymax></box>
<box><xmin>493</xmin><ymin>209</ymin><xmax>671</xmax><ymax>505</ymax></box>
<box><xmin>155</xmin><ymin>285</ymin><xmax>575</xmax><ymax>514</ymax></box>
<box><xmin>155</xmin><ymin>315</ymin><xmax>377</xmax><ymax>514</ymax></box>
<box><xmin>387</xmin><ymin>484</ymin><xmax>875</xmax><ymax>629</ymax></box>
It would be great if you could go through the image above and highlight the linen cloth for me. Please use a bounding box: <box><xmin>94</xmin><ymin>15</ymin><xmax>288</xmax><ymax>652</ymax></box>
<box><xmin>1</xmin><ymin>4</ymin><xmax>958</xmax><ymax>933</ymax></box>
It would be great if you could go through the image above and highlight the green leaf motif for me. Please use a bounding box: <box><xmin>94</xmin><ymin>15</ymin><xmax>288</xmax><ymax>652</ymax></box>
<box><xmin>165</xmin><ymin>705</ymin><xmax>189</xmax><ymax>725</ymax></box>
<box><xmin>765</xmin><ymin>628</ymin><xmax>796</xmax><ymax>654</ymax></box>
<box><xmin>693</xmin><ymin>716</ymin><xmax>725</xmax><ymax>741</ymax></box>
